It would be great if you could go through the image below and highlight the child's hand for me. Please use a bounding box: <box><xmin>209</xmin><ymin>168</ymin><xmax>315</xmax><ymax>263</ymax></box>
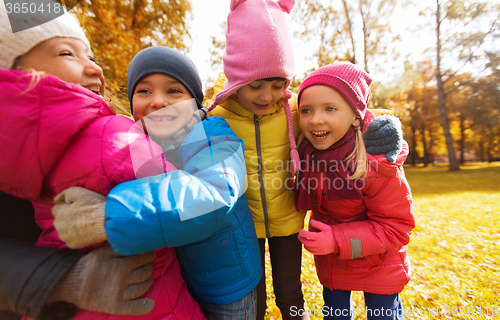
<box><xmin>298</xmin><ymin>219</ymin><xmax>338</xmax><ymax>255</ymax></box>
<box><xmin>48</xmin><ymin>246</ymin><xmax>156</xmax><ymax>315</ymax></box>
<box><xmin>53</xmin><ymin>186</ymin><xmax>107</xmax><ymax>248</ymax></box>
<box><xmin>363</xmin><ymin>115</ymin><xmax>403</xmax><ymax>163</ymax></box>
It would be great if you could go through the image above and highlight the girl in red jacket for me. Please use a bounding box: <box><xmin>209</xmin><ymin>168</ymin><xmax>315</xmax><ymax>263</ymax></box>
<box><xmin>295</xmin><ymin>62</ymin><xmax>415</xmax><ymax>320</ymax></box>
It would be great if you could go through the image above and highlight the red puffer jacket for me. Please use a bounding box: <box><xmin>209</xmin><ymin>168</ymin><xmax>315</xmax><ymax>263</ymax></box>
<box><xmin>0</xmin><ymin>70</ymin><xmax>205</xmax><ymax>320</ymax></box>
<box><xmin>307</xmin><ymin>143</ymin><xmax>415</xmax><ymax>295</ymax></box>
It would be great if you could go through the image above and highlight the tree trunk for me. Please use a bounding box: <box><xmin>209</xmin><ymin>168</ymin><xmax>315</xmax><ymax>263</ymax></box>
<box><xmin>435</xmin><ymin>0</ymin><xmax>460</xmax><ymax>170</ymax></box>
<box><xmin>359</xmin><ymin>0</ymin><xmax>369</xmax><ymax>72</ymax></box>
<box><xmin>421</xmin><ymin>123</ymin><xmax>429</xmax><ymax>167</ymax></box>
<box><xmin>487</xmin><ymin>137</ymin><xmax>492</xmax><ymax>163</ymax></box>
<box><xmin>459</xmin><ymin>115</ymin><xmax>465</xmax><ymax>164</ymax></box>
<box><xmin>342</xmin><ymin>0</ymin><xmax>356</xmax><ymax>65</ymax></box>
<box><xmin>411</xmin><ymin>126</ymin><xmax>418</xmax><ymax>166</ymax></box>
<box><xmin>429</xmin><ymin>134</ymin><xmax>435</xmax><ymax>165</ymax></box>
<box><xmin>479</xmin><ymin>137</ymin><xmax>485</xmax><ymax>162</ymax></box>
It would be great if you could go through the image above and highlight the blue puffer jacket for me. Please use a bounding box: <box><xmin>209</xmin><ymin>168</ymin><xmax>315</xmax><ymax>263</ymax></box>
<box><xmin>104</xmin><ymin>116</ymin><xmax>262</xmax><ymax>305</ymax></box>
<box><xmin>177</xmin><ymin>195</ymin><xmax>261</xmax><ymax>304</ymax></box>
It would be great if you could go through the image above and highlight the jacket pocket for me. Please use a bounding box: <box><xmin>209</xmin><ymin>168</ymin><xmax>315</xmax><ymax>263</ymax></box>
<box><xmin>176</xmin><ymin>226</ymin><xmax>247</xmax><ymax>289</ymax></box>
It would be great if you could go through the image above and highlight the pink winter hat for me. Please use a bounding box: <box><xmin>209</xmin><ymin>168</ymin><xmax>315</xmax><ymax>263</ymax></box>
<box><xmin>214</xmin><ymin>0</ymin><xmax>295</xmax><ymax>105</ymax></box>
<box><xmin>297</xmin><ymin>61</ymin><xmax>373</xmax><ymax>121</ymax></box>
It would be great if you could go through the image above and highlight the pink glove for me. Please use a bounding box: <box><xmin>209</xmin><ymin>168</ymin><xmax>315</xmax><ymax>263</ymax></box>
<box><xmin>298</xmin><ymin>219</ymin><xmax>338</xmax><ymax>255</ymax></box>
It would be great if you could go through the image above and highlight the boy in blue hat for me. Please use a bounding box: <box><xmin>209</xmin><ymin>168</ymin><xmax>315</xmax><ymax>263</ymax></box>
<box><xmin>53</xmin><ymin>46</ymin><xmax>261</xmax><ymax>319</ymax></box>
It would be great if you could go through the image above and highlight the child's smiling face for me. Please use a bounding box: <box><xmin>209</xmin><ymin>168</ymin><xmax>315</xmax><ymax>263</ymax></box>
<box><xmin>235</xmin><ymin>78</ymin><xmax>287</xmax><ymax>116</ymax></box>
<box><xmin>15</xmin><ymin>37</ymin><xmax>104</xmax><ymax>96</ymax></box>
<box><xmin>132</xmin><ymin>73</ymin><xmax>195</xmax><ymax>139</ymax></box>
<box><xmin>299</xmin><ymin>85</ymin><xmax>360</xmax><ymax>150</ymax></box>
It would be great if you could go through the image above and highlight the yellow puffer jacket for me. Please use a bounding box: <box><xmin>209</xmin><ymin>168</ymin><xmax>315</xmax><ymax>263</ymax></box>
<box><xmin>205</xmin><ymin>73</ymin><xmax>306</xmax><ymax>239</ymax></box>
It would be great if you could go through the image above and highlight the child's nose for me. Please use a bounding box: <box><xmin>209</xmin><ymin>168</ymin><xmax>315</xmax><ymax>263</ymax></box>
<box><xmin>310</xmin><ymin>112</ymin><xmax>324</xmax><ymax>124</ymax></box>
<box><xmin>259</xmin><ymin>88</ymin><xmax>273</xmax><ymax>103</ymax></box>
<box><xmin>85</xmin><ymin>59</ymin><xmax>103</xmax><ymax>76</ymax></box>
<box><xmin>151</xmin><ymin>94</ymin><xmax>168</xmax><ymax>109</ymax></box>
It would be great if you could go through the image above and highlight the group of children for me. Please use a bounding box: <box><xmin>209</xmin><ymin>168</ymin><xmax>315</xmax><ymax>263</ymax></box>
<box><xmin>0</xmin><ymin>0</ymin><xmax>415</xmax><ymax>319</ymax></box>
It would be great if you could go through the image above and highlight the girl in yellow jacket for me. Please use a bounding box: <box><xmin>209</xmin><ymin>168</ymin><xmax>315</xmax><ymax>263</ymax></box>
<box><xmin>206</xmin><ymin>0</ymin><xmax>402</xmax><ymax>319</ymax></box>
<box><xmin>206</xmin><ymin>1</ymin><xmax>305</xmax><ymax>319</ymax></box>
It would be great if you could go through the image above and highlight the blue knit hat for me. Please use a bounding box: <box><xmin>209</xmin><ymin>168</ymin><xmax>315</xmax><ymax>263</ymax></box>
<box><xmin>127</xmin><ymin>46</ymin><xmax>204</xmax><ymax>113</ymax></box>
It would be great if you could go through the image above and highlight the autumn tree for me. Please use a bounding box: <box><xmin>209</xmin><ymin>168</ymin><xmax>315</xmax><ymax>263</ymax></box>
<box><xmin>468</xmin><ymin>73</ymin><xmax>500</xmax><ymax>162</ymax></box>
<box><xmin>444</xmin><ymin>73</ymin><xmax>476</xmax><ymax>164</ymax></box>
<box><xmin>406</xmin><ymin>66</ymin><xmax>441</xmax><ymax>166</ymax></box>
<box><xmin>429</xmin><ymin>0</ymin><xmax>500</xmax><ymax>170</ymax></box>
<box><xmin>208</xmin><ymin>22</ymin><xmax>226</xmax><ymax>76</ymax></box>
<box><xmin>293</xmin><ymin>0</ymin><xmax>400</xmax><ymax>74</ymax></box>
<box><xmin>382</xmin><ymin>61</ymin><xmax>443</xmax><ymax>166</ymax></box>
<box><xmin>73</xmin><ymin>0</ymin><xmax>192</xmax><ymax>104</ymax></box>
<box><xmin>205</xmin><ymin>21</ymin><xmax>226</xmax><ymax>99</ymax></box>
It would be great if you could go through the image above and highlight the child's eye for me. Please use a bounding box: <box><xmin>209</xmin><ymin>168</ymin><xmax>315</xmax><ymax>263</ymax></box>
<box><xmin>168</xmin><ymin>88</ymin><xmax>182</xmax><ymax>94</ymax></box>
<box><xmin>272</xmin><ymin>82</ymin><xmax>285</xmax><ymax>90</ymax></box>
<box><xmin>89</xmin><ymin>56</ymin><xmax>96</xmax><ymax>62</ymax></box>
<box><xmin>300</xmin><ymin>108</ymin><xmax>310</xmax><ymax>114</ymax></box>
<box><xmin>136</xmin><ymin>89</ymin><xmax>151</xmax><ymax>94</ymax></box>
<box><xmin>326</xmin><ymin>106</ymin><xmax>336</xmax><ymax>112</ymax></box>
<box><xmin>59</xmin><ymin>51</ymin><xmax>73</xmax><ymax>57</ymax></box>
<box><xmin>249</xmin><ymin>85</ymin><xmax>261</xmax><ymax>90</ymax></box>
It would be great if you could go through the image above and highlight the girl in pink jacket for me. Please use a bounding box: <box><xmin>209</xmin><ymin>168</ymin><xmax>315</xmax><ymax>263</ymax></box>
<box><xmin>0</xmin><ymin>9</ymin><xmax>205</xmax><ymax>320</ymax></box>
<box><xmin>294</xmin><ymin>62</ymin><xmax>415</xmax><ymax>320</ymax></box>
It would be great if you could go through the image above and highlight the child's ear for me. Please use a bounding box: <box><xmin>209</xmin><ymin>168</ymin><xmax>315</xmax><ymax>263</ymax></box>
<box><xmin>352</xmin><ymin>117</ymin><xmax>361</xmax><ymax>127</ymax></box>
<box><xmin>277</xmin><ymin>0</ymin><xmax>295</xmax><ymax>14</ymax></box>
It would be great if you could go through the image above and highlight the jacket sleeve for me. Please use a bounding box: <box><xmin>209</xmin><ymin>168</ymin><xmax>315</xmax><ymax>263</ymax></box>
<box><xmin>331</xmin><ymin>170</ymin><xmax>415</xmax><ymax>260</ymax></box>
<box><xmin>0</xmin><ymin>193</ymin><xmax>83</xmax><ymax>320</ymax></box>
<box><xmin>104</xmin><ymin>117</ymin><xmax>247</xmax><ymax>255</ymax></box>
<box><xmin>0</xmin><ymin>239</ymin><xmax>84</xmax><ymax>320</ymax></box>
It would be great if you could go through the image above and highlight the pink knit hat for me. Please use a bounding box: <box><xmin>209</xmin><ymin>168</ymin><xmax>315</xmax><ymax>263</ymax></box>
<box><xmin>213</xmin><ymin>0</ymin><xmax>295</xmax><ymax>105</ymax></box>
<box><xmin>208</xmin><ymin>0</ymin><xmax>301</xmax><ymax>176</ymax></box>
<box><xmin>297</xmin><ymin>62</ymin><xmax>373</xmax><ymax>121</ymax></box>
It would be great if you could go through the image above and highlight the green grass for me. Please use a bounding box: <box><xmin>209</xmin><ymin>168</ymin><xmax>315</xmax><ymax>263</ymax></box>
<box><xmin>264</xmin><ymin>162</ymin><xmax>500</xmax><ymax>319</ymax></box>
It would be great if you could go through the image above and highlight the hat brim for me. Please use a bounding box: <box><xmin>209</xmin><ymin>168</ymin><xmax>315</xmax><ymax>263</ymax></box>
<box><xmin>215</xmin><ymin>78</ymin><xmax>291</xmax><ymax>105</ymax></box>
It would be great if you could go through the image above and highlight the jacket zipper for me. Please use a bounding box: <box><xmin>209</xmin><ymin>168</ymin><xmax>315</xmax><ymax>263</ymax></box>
<box><xmin>254</xmin><ymin>115</ymin><xmax>271</xmax><ymax>238</ymax></box>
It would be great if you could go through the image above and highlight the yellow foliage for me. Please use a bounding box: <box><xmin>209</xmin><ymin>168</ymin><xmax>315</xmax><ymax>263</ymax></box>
<box><xmin>73</xmin><ymin>0</ymin><xmax>192</xmax><ymax>100</ymax></box>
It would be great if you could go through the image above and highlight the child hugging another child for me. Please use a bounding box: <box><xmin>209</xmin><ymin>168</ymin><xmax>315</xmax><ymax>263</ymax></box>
<box><xmin>295</xmin><ymin>63</ymin><xmax>415</xmax><ymax>320</ymax></box>
<box><xmin>0</xmin><ymin>5</ymin><xmax>206</xmax><ymax>320</ymax></box>
<box><xmin>52</xmin><ymin>46</ymin><xmax>261</xmax><ymax>320</ymax></box>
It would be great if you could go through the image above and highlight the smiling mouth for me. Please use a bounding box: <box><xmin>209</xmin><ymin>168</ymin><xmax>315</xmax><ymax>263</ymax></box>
<box><xmin>147</xmin><ymin>116</ymin><xmax>177</xmax><ymax>122</ymax></box>
<box><xmin>254</xmin><ymin>103</ymin><xmax>269</xmax><ymax>109</ymax></box>
<box><xmin>83</xmin><ymin>86</ymin><xmax>101</xmax><ymax>96</ymax></box>
<box><xmin>311</xmin><ymin>131</ymin><xmax>330</xmax><ymax>139</ymax></box>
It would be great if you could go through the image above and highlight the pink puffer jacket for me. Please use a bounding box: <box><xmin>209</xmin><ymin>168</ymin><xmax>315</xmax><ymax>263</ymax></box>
<box><xmin>0</xmin><ymin>70</ymin><xmax>205</xmax><ymax>320</ymax></box>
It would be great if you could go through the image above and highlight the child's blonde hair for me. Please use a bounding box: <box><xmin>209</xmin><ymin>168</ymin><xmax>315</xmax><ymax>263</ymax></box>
<box><xmin>11</xmin><ymin>56</ymin><xmax>46</xmax><ymax>94</ymax></box>
<box><xmin>346</xmin><ymin>129</ymin><xmax>368</xmax><ymax>179</ymax></box>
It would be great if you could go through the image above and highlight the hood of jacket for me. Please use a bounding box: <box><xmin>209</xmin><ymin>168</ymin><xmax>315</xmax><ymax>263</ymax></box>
<box><xmin>0</xmin><ymin>69</ymin><xmax>113</xmax><ymax>200</ymax></box>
